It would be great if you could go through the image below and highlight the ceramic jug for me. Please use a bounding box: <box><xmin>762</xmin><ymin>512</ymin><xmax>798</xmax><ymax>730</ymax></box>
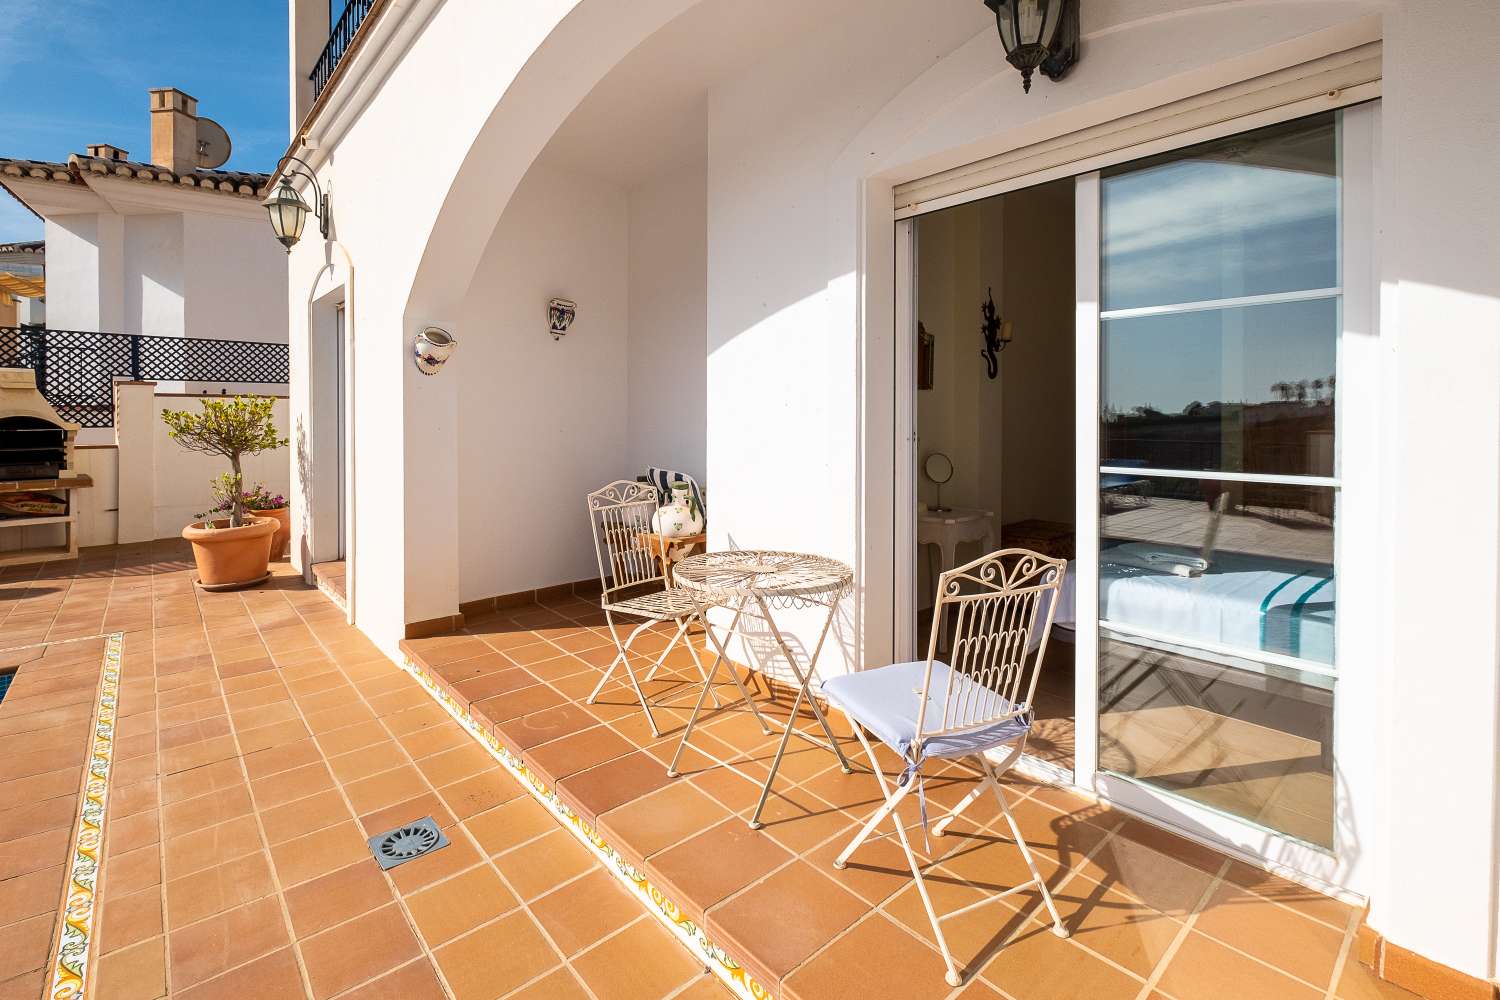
<box><xmin>651</xmin><ymin>482</ymin><xmax>704</xmax><ymax>539</ymax></box>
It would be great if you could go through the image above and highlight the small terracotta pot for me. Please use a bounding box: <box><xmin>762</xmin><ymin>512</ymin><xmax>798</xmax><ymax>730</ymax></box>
<box><xmin>182</xmin><ymin>516</ymin><xmax>276</xmax><ymax>589</ymax></box>
<box><xmin>255</xmin><ymin>507</ymin><xmax>291</xmax><ymax>560</ymax></box>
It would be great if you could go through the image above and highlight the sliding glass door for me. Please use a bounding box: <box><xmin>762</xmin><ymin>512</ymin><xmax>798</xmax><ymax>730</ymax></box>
<box><xmin>1092</xmin><ymin>112</ymin><xmax>1344</xmax><ymax>848</ymax></box>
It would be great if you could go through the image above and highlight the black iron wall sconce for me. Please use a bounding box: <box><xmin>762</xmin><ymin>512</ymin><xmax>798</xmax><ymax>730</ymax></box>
<box><xmin>982</xmin><ymin>0</ymin><xmax>1081</xmax><ymax>93</ymax></box>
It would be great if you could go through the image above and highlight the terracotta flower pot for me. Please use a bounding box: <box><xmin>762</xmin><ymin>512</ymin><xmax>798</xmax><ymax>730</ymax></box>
<box><xmin>182</xmin><ymin>516</ymin><xmax>277</xmax><ymax>589</ymax></box>
<box><xmin>255</xmin><ymin>507</ymin><xmax>291</xmax><ymax>560</ymax></box>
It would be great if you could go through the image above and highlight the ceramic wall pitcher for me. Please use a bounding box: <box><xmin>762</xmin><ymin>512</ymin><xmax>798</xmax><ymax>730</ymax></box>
<box><xmin>651</xmin><ymin>482</ymin><xmax>704</xmax><ymax>539</ymax></box>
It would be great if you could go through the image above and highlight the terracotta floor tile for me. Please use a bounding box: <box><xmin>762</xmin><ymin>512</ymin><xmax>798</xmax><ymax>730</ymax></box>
<box><xmin>651</xmin><ymin>819</ymin><xmax>792</xmax><ymax>925</ymax></box>
<box><xmin>597</xmin><ymin>781</ymin><xmax>731</xmax><ymax>862</ymax></box>
<box><xmin>270</xmin><ymin>821</ymin><xmax>371</xmax><ymax>888</ymax></box>
<box><xmin>261</xmin><ymin>788</ymin><xmax>355</xmax><ymax>845</ymax></box>
<box><xmin>465</xmin><ymin>796</ymin><xmax>560</xmax><ymax>857</ymax></box>
<box><xmin>1336</xmin><ymin>957</ymin><xmax>1424</xmax><ymax>1000</ymax></box>
<box><xmin>344</xmin><ymin>765</ymin><xmax>431</xmax><ymax>815</ymax></box>
<box><xmin>251</xmin><ymin>761</ymin><xmax>337</xmax><ymax>810</ymax></box>
<box><xmin>1192</xmin><ymin>880</ymin><xmax>1346</xmax><ymax>987</ymax></box>
<box><xmin>437</xmin><ymin>769</ymin><xmax>522</xmax><ymax>820</ymax></box>
<box><xmin>496</xmin><ymin>704</ymin><xmax>601</xmax><ymax>753</ymax></box>
<box><xmin>434</xmin><ymin>910</ymin><xmax>561</xmax><ymax>1000</ymax></box>
<box><xmin>1156</xmin><ymin>932</ymin><xmax>1323</xmax><ymax>1000</ymax></box>
<box><xmin>472</xmin><ymin>684</ymin><xmax>568</xmax><ymax>725</ymax></box>
<box><xmin>168</xmin><ymin>894</ymin><xmax>291</xmax><ymax>988</ymax></box>
<box><xmin>338</xmin><ymin>958</ymin><xmax>449</xmax><ymax>1000</ymax></box>
<box><xmin>708</xmin><ymin>860</ymin><xmax>867</xmax><ymax>988</ymax></box>
<box><xmin>284</xmin><ymin>860</ymin><xmax>396</xmax><ymax>940</ymax></box>
<box><xmin>101</xmin><ymin>843</ymin><xmax>163</xmax><ymax>899</ymax></box>
<box><xmin>93</xmin><ymin>935</ymin><xmax>168</xmax><ymax>1000</ymax></box>
<box><xmin>492</xmin><ymin>828</ymin><xmax>598</xmax><ymax>902</ymax></box>
<box><xmin>0</xmin><ymin>794</ymin><xmax>79</xmax><ymax>842</ymax></box>
<box><xmin>0</xmin><ymin>827</ymin><xmax>70</xmax><ymax>880</ymax></box>
<box><xmin>404</xmin><ymin>863</ymin><xmax>518</xmax><ymax>946</ymax></box>
<box><xmin>1048</xmin><ymin>879</ymin><xmax>1183</xmax><ymax>978</ymax></box>
<box><xmin>165</xmin><ymin>851</ymin><xmax>277</xmax><ymax>929</ymax></box>
<box><xmin>0</xmin><ymin>912</ymin><xmax>54</xmax><ymax>982</ymax></box>
<box><xmin>0</xmin><ymin>863</ymin><xmax>65</xmax><ymax>923</ymax></box>
<box><xmin>570</xmin><ymin>917</ymin><xmax>706</xmax><ymax>1000</ymax></box>
<box><xmin>395</xmin><ymin>721</ymin><xmax>473</xmax><ymax>760</ymax></box>
<box><xmin>301</xmin><ymin>903</ymin><xmax>422</xmax><ymax>999</ymax></box>
<box><xmin>559</xmin><ymin>750</ymin><xmax>675</xmax><ymax>826</ymax></box>
<box><xmin>529</xmin><ymin>868</ymin><xmax>648</xmax><ymax>956</ymax></box>
<box><xmin>315</xmin><ymin>720</ymin><xmax>390</xmax><ymax>758</ymax></box>
<box><xmin>162</xmin><ymin>814</ymin><xmax>264</xmax><ymax>880</ymax></box>
<box><xmin>507</xmin><ymin>967</ymin><xmax>593</xmax><ymax>1000</ymax></box>
<box><xmin>98</xmin><ymin>886</ymin><xmax>165</xmax><ymax>956</ymax></box>
<box><xmin>174</xmin><ymin>946</ymin><xmax>307</xmax><ymax>1000</ymax></box>
<box><xmin>412</xmin><ymin>743</ymin><xmax>493</xmax><ymax>787</ymax></box>
<box><xmin>161</xmin><ymin>783</ymin><xmax>254</xmax><ymax>839</ymax></box>
<box><xmin>784</xmin><ymin>914</ymin><xmax>954</xmax><ymax>1000</ymax></box>
<box><xmin>159</xmin><ymin>757</ymin><xmax>243</xmax><ymax>804</ymax></box>
<box><xmin>326</xmin><ymin>741</ymin><xmax>410</xmax><ymax>785</ymax></box>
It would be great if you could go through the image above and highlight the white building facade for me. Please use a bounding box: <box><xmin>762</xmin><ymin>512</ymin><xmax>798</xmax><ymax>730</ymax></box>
<box><xmin>0</xmin><ymin>89</ymin><xmax>286</xmax><ymax>349</ymax></box>
<box><xmin>279</xmin><ymin>1</ymin><xmax>1500</xmax><ymax>992</ymax></box>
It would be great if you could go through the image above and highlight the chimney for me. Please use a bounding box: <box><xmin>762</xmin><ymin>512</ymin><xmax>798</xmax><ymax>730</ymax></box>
<box><xmin>148</xmin><ymin>87</ymin><xmax>199</xmax><ymax>176</ymax></box>
<box><xmin>85</xmin><ymin>143</ymin><xmax>130</xmax><ymax>162</ymax></box>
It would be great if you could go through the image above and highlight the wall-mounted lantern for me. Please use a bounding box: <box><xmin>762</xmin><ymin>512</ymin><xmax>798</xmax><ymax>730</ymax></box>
<box><xmin>982</xmin><ymin>0</ymin><xmax>1080</xmax><ymax>93</ymax></box>
<box><xmin>265</xmin><ymin>155</ymin><xmax>329</xmax><ymax>252</ymax></box>
<box><xmin>414</xmin><ymin>327</ymin><xmax>458</xmax><ymax>376</ymax></box>
<box><xmin>980</xmin><ymin>287</ymin><xmax>1013</xmax><ymax>379</ymax></box>
<box><xmin>548</xmin><ymin>298</ymin><xmax>577</xmax><ymax>341</ymax></box>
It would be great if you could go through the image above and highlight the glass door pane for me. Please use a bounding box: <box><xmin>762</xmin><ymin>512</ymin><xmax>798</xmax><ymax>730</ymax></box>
<box><xmin>1096</xmin><ymin>112</ymin><xmax>1342</xmax><ymax>849</ymax></box>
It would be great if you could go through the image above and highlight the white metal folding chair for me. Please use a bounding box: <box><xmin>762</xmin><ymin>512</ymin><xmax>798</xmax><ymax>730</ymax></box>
<box><xmin>822</xmin><ymin>548</ymin><xmax>1069</xmax><ymax>987</ymax></box>
<box><xmin>584</xmin><ymin>480</ymin><xmax>726</xmax><ymax>737</ymax></box>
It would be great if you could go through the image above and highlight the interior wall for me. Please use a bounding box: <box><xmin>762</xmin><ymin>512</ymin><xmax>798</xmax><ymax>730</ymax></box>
<box><xmin>1000</xmin><ymin>181</ymin><xmax>1075</xmax><ymax>525</ymax></box>
<box><xmin>456</xmin><ymin>157</ymin><xmax>632</xmax><ymax>602</ymax></box>
<box><xmin>627</xmin><ymin>155</ymin><xmax>708</xmax><ymax>484</ymax></box>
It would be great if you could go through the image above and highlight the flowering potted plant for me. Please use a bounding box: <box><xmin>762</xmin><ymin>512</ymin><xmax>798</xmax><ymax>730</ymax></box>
<box><xmin>201</xmin><ymin>484</ymin><xmax>290</xmax><ymax>561</ymax></box>
<box><xmin>162</xmin><ymin>396</ymin><xmax>288</xmax><ymax>589</ymax></box>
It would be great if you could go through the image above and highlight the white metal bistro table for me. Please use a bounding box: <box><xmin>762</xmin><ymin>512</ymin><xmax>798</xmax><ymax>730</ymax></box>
<box><xmin>667</xmin><ymin>549</ymin><xmax>854</xmax><ymax>829</ymax></box>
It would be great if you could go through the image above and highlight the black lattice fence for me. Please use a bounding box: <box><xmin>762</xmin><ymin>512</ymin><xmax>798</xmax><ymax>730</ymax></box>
<box><xmin>0</xmin><ymin>327</ymin><xmax>290</xmax><ymax>427</ymax></box>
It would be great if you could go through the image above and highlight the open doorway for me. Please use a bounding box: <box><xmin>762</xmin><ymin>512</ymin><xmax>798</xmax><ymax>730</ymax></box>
<box><xmin>910</xmin><ymin>177</ymin><xmax>1076</xmax><ymax>771</ymax></box>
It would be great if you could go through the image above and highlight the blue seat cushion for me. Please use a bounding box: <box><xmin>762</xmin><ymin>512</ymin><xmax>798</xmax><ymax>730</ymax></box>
<box><xmin>822</xmin><ymin>660</ymin><xmax>1030</xmax><ymax>763</ymax></box>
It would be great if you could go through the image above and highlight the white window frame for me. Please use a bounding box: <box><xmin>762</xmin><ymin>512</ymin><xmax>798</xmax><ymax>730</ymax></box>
<box><xmin>892</xmin><ymin>101</ymin><xmax>1381</xmax><ymax>899</ymax></box>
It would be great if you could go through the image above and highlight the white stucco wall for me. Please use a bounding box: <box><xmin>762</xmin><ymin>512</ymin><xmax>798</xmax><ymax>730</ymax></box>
<box><xmin>628</xmin><ymin>158</ymin><xmax>708</xmax><ymax>484</ymax></box>
<box><xmin>183</xmin><ymin>213</ymin><xmax>289</xmax><ymax>343</ymax></box>
<box><xmin>455</xmin><ymin>159</ymin><xmax>632</xmax><ymax>602</ymax></box>
<box><xmin>43</xmin><ymin>215</ymin><xmax>106</xmax><ymax>332</ymax></box>
<box><xmin>282</xmin><ymin>0</ymin><xmax>1500</xmax><ymax>980</ymax></box>
<box><xmin>124</xmin><ymin>215</ymin><xmax>184</xmax><ymax>338</ymax></box>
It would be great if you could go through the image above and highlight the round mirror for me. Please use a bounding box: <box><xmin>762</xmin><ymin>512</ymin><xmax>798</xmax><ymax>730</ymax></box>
<box><xmin>923</xmin><ymin>452</ymin><xmax>954</xmax><ymax>485</ymax></box>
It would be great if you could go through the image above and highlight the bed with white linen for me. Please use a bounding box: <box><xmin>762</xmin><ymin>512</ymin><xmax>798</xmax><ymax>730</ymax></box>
<box><xmin>1048</xmin><ymin>542</ymin><xmax>1335</xmax><ymax>666</ymax></box>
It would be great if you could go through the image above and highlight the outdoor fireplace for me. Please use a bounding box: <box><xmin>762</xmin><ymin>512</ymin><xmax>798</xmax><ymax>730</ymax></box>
<box><xmin>0</xmin><ymin>367</ymin><xmax>92</xmax><ymax>565</ymax></box>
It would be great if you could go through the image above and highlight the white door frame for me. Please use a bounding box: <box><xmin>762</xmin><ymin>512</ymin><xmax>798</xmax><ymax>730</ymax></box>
<box><xmin>889</xmin><ymin>102</ymin><xmax>1381</xmax><ymax>899</ymax></box>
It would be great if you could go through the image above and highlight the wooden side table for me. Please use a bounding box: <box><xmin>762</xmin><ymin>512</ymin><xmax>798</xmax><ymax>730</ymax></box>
<box><xmin>637</xmin><ymin>531</ymin><xmax>707</xmax><ymax>577</ymax></box>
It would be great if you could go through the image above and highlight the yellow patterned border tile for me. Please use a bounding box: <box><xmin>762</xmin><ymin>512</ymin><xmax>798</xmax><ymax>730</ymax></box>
<box><xmin>401</xmin><ymin>655</ymin><xmax>773</xmax><ymax>1000</ymax></box>
<box><xmin>50</xmin><ymin>632</ymin><xmax>123</xmax><ymax>1000</ymax></box>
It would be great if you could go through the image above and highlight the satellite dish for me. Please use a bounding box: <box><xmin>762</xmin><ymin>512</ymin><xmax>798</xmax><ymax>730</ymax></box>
<box><xmin>195</xmin><ymin>117</ymin><xmax>232</xmax><ymax>169</ymax></box>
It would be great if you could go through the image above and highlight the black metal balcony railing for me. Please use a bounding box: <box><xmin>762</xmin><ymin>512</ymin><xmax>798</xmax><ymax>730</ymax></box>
<box><xmin>310</xmin><ymin>0</ymin><xmax>376</xmax><ymax>100</ymax></box>
<box><xmin>0</xmin><ymin>327</ymin><xmax>291</xmax><ymax>428</ymax></box>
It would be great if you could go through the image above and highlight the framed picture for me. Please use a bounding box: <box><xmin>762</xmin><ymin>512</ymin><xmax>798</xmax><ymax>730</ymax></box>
<box><xmin>917</xmin><ymin>321</ymin><xmax>935</xmax><ymax>390</ymax></box>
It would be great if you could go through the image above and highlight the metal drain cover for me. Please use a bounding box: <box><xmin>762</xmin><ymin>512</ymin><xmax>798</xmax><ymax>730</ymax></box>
<box><xmin>368</xmin><ymin>817</ymin><xmax>449</xmax><ymax>870</ymax></box>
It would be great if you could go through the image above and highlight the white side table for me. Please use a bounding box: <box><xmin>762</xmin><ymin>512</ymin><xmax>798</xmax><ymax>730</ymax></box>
<box><xmin>917</xmin><ymin>507</ymin><xmax>996</xmax><ymax>652</ymax></box>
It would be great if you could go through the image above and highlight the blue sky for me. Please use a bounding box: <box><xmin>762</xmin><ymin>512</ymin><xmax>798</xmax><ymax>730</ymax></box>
<box><xmin>0</xmin><ymin>1</ymin><xmax>289</xmax><ymax>243</ymax></box>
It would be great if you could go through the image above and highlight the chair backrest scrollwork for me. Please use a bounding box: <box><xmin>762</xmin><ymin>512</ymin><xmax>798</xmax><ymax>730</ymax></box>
<box><xmin>586</xmin><ymin>480</ymin><xmax>671</xmax><ymax>602</ymax></box>
<box><xmin>915</xmin><ymin>548</ymin><xmax>1067</xmax><ymax>744</ymax></box>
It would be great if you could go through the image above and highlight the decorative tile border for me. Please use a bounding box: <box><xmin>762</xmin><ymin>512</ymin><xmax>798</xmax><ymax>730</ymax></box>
<box><xmin>400</xmin><ymin>654</ymin><xmax>773</xmax><ymax>1000</ymax></box>
<box><xmin>50</xmin><ymin>632</ymin><xmax>123</xmax><ymax>1000</ymax></box>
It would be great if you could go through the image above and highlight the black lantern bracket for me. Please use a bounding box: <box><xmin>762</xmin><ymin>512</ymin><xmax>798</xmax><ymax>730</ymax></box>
<box><xmin>983</xmin><ymin>0</ymin><xmax>1081</xmax><ymax>93</ymax></box>
<box><xmin>273</xmin><ymin>155</ymin><xmax>330</xmax><ymax>240</ymax></box>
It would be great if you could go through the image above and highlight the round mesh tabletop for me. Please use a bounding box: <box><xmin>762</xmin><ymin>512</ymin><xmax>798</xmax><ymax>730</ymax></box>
<box><xmin>673</xmin><ymin>550</ymin><xmax>852</xmax><ymax>603</ymax></box>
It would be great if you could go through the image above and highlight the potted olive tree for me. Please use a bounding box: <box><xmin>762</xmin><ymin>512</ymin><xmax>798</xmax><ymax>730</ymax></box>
<box><xmin>163</xmin><ymin>396</ymin><xmax>289</xmax><ymax>589</ymax></box>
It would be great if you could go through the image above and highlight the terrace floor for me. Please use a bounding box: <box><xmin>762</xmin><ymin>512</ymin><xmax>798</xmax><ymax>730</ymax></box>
<box><xmin>0</xmin><ymin>543</ymin><xmax>1416</xmax><ymax>1000</ymax></box>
